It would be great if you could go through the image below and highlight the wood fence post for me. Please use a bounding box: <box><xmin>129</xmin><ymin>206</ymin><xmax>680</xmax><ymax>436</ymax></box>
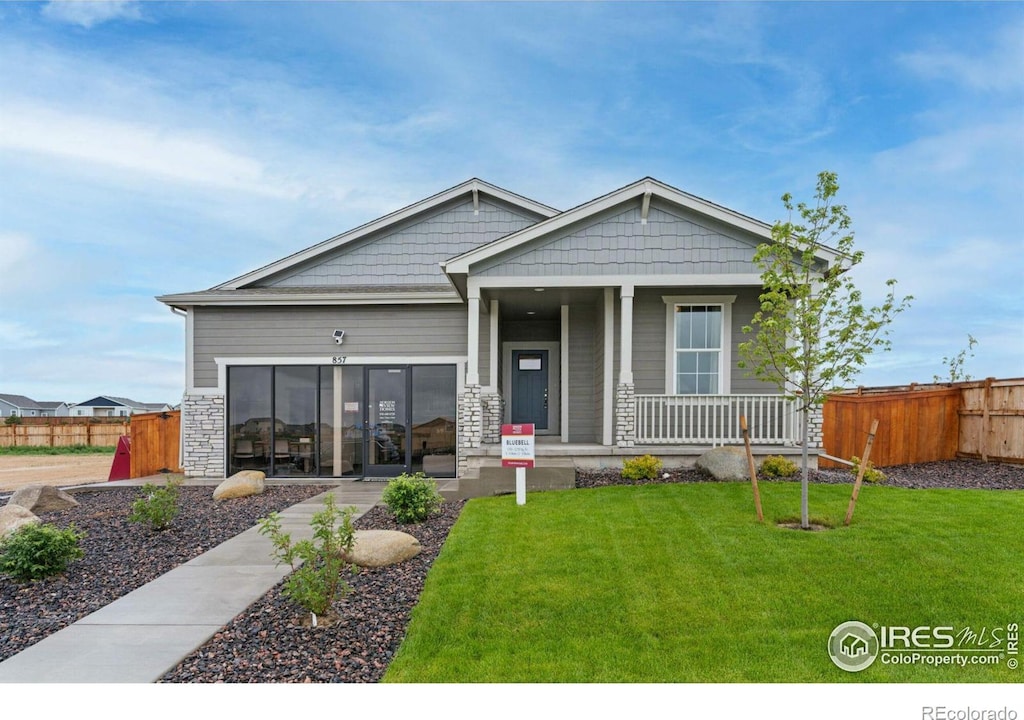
<box><xmin>981</xmin><ymin>377</ymin><xmax>993</xmax><ymax>463</ymax></box>
<box><xmin>845</xmin><ymin>419</ymin><xmax>879</xmax><ymax>526</ymax></box>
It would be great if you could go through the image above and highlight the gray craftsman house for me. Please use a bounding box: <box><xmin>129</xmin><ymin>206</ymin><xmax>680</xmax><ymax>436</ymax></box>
<box><xmin>159</xmin><ymin>178</ymin><xmax>830</xmax><ymax>492</ymax></box>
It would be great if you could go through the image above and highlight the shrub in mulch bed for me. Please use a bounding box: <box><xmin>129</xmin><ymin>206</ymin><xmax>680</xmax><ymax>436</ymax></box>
<box><xmin>576</xmin><ymin>459</ymin><xmax>1024</xmax><ymax>491</ymax></box>
<box><xmin>159</xmin><ymin>500</ymin><xmax>465</xmax><ymax>684</ymax></box>
<box><xmin>0</xmin><ymin>485</ymin><xmax>336</xmax><ymax>663</ymax></box>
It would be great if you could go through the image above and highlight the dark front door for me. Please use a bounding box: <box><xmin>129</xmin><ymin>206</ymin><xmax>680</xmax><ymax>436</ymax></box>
<box><xmin>366</xmin><ymin>367</ymin><xmax>409</xmax><ymax>476</ymax></box>
<box><xmin>511</xmin><ymin>350</ymin><xmax>549</xmax><ymax>430</ymax></box>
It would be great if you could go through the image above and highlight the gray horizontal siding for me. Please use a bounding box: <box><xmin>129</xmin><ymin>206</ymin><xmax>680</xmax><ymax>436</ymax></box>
<box><xmin>567</xmin><ymin>303</ymin><xmax>596</xmax><ymax>443</ymax></box>
<box><xmin>266</xmin><ymin>199</ymin><xmax>538</xmax><ymax>288</ymax></box>
<box><xmin>476</xmin><ymin>202</ymin><xmax>761</xmax><ymax>277</ymax></box>
<box><xmin>631</xmin><ymin>287</ymin><xmax>777</xmax><ymax>395</ymax></box>
<box><xmin>192</xmin><ymin>305</ymin><xmax>467</xmax><ymax>388</ymax></box>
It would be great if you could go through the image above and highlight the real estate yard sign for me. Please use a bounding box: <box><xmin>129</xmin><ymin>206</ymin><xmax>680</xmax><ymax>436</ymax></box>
<box><xmin>501</xmin><ymin>423</ymin><xmax>535</xmax><ymax>505</ymax></box>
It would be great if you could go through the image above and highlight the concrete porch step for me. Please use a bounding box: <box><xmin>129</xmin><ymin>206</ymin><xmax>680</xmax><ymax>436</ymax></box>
<box><xmin>443</xmin><ymin>457</ymin><xmax>576</xmax><ymax>500</ymax></box>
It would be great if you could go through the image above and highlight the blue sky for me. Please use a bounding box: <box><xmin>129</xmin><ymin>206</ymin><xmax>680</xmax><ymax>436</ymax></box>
<box><xmin>1</xmin><ymin>1</ymin><xmax>1021</xmax><ymax>406</ymax></box>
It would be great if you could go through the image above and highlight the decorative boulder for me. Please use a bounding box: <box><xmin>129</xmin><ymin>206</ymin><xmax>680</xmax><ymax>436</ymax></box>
<box><xmin>8</xmin><ymin>484</ymin><xmax>79</xmax><ymax>513</ymax></box>
<box><xmin>696</xmin><ymin>447</ymin><xmax>750</xmax><ymax>481</ymax></box>
<box><xmin>343</xmin><ymin>530</ymin><xmax>421</xmax><ymax>568</ymax></box>
<box><xmin>0</xmin><ymin>504</ymin><xmax>40</xmax><ymax>537</ymax></box>
<box><xmin>213</xmin><ymin>471</ymin><xmax>266</xmax><ymax>500</ymax></box>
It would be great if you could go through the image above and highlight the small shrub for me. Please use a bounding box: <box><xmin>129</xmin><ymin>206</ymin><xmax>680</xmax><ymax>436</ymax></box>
<box><xmin>850</xmin><ymin>456</ymin><xmax>887</xmax><ymax>483</ymax></box>
<box><xmin>622</xmin><ymin>454</ymin><xmax>664</xmax><ymax>481</ymax></box>
<box><xmin>4</xmin><ymin>415</ymin><xmax>21</xmax><ymax>426</ymax></box>
<box><xmin>129</xmin><ymin>479</ymin><xmax>182</xmax><ymax>531</ymax></box>
<box><xmin>258</xmin><ymin>493</ymin><xmax>357</xmax><ymax>623</ymax></box>
<box><xmin>0</xmin><ymin>523</ymin><xmax>86</xmax><ymax>581</ymax></box>
<box><xmin>382</xmin><ymin>472</ymin><xmax>443</xmax><ymax>524</ymax></box>
<box><xmin>760</xmin><ymin>455</ymin><xmax>798</xmax><ymax>478</ymax></box>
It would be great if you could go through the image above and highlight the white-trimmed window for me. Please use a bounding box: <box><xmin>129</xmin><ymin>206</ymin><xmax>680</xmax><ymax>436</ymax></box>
<box><xmin>663</xmin><ymin>295</ymin><xmax>735</xmax><ymax>395</ymax></box>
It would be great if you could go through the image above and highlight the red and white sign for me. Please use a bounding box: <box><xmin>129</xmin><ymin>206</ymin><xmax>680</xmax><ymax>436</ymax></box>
<box><xmin>501</xmin><ymin>423</ymin><xmax>535</xmax><ymax>468</ymax></box>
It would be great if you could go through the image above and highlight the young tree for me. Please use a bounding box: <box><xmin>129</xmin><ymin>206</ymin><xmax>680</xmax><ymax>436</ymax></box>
<box><xmin>738</xmin><ymin>171</ymin><xmax>912</xmax><ymax>529</ymax></box>
<box><xmin>933</xmin><ymin>334</ymin><xmax>977</xmax><ymax>383</ymax></box>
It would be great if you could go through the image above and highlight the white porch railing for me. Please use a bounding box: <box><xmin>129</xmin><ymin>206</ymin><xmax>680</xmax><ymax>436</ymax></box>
<box><xmin>635</xmin><ymin>394</ymin><xmax>799</xmax><ymax>445</ymax></box>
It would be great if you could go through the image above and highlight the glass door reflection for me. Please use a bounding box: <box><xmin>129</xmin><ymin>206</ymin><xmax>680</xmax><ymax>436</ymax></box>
<box><xmin>367</xmin><ymin>367</ymin><xmax>408</xmax><ymax>475</ymax></box>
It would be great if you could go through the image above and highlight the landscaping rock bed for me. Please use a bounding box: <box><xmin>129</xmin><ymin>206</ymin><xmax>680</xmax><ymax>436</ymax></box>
<box><xmin>159</xmin><ymin>501</ymin><xmax>463</xmax><ymax>683</ymax></box>
<box><xmin>0</xmin><ymin>485</ymin><xmax>336</xmax><ymax>663</ymax></box>
<box><xmin>576</xmin><ymin>459</ymin><xmax>1024</xmax><ymax>491</ymax></box>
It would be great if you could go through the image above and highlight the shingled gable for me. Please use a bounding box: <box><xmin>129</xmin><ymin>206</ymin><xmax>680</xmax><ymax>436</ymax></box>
<box><xmin>158</xmin><ymin>179</ymin><xmax>556</xmax><ymax>308</ymax></box>
<box><xmin>441</xmin><ymin>176</ymin><xmax>842</xmax><ymax>291</ymax></box>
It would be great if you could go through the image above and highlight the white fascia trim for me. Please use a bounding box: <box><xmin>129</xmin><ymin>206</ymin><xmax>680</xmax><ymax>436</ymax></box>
<box><xmin>159</xmin><ymin>292</ymin><xmax>463</xmax><ymax>307</ymax></box>
<box><xmin>223</xmin><ymin>180</ymin><xmax>557</xmax><ymax>289</ymax></box>
<box><xmin>468</xmin><ymin>274</ymin><xmax>764</xmax><ymax>293</ymax></box>
<box><xmin>212</xmin><ymin>355</ymin><xmax>468</xmax><ymax>393</ymax></box>
<box><xmin>663</xmin><ymin>295</ymin><xmax>736</xmax><ymax>395</ymax></box>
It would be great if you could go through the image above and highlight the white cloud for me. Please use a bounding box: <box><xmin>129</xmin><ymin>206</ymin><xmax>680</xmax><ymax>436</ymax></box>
<box><xmin>41</xmin><ymin>0</ymin><xmax>141</xmax><ymax>29</ymax></box>
<box><xmin>0</xmin><ymin>320</ymin><xmax>62</xmax><ymax>350</ymax></box>
<box><xmin>898</xmin><ymin>22</ymin><xmax>1024</xmax><ymax>93</ymax></box>
<box><xmin>0</xmin><ymin>232</ymin><xmax>33</xmax><ymax>274</ymax></box>
<box><xmin>0</xmin><ymin>102</ymin><xmax>307</xmax><ymax>199</ymax></box>
<box><xmin>0</xmin><ymin>232</ymin><xmax>49</xmax><ymax>297</ymax></box>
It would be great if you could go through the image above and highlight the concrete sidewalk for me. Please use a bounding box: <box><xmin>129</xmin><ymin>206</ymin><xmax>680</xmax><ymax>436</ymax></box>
<box><xmin>0</xmin><ymin>479</ymin><xmax>384</xmax><ymax>683</ymax></box>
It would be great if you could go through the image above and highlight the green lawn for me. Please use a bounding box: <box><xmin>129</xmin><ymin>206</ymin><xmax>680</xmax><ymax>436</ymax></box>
<box><xmin>0</xmin><ymin>445</ymin><xmax>116</xmax><ymax>455</ymax></box>
<box><xmin>384</xmin><ymin>482</ymin><xmax>1023</xmax><ymax>683</ymax></box>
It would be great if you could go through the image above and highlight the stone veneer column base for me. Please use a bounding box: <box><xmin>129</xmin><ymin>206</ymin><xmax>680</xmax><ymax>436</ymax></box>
<box><xmin>182</xmin><ymin>392</ymin><xmax>225</xmax><ymax>478</ymax></box>
<box><xmin>615</xmin><ymin>382</ymin><xmax>636</xmax><ymax>448</ymax></box>
<box><xmin>457</xmin><ymin>385</ymin><xmax>483</xmax><ymax>478</ymax></box>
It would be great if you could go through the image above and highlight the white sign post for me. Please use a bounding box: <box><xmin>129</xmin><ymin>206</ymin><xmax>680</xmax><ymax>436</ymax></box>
<box><xmin>501</xmin><ymin>423</ymin><xmax>535</xmax><ymax>506</ymax></box>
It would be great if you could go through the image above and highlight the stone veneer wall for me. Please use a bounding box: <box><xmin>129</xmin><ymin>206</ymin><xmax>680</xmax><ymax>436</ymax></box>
<box><xmin>807</xmin><ymin>405</ymin><xmax>824</xmax><ymax>448</ymax></box>
<box><xmin>481</xmin><ymin>391</ymin><xmax>503</xmax><ymax>444</ymax></box>
<box><xmin>615</xmin><ymin>382</ymin><xmax>636</xmax><ymax>447</ymax></box>
<box><xmin>182</xmin><ymin>392</ymin><xmax>225</xmax><ymax>478</ymax></box>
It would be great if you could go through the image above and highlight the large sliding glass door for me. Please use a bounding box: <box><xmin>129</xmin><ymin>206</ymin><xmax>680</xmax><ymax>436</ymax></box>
<box><xmin>227</xmin><ymin>363</ymin><xmax>456</xmax><ymax>478</ymax></box>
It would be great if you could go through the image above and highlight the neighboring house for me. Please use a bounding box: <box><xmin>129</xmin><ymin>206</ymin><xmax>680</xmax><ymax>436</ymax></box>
<box><xmin>0</xmin><ymin>394</ymin><xmax>44</xmax><ymax>418</ymax></box>
<box><xmin>36</xmin><ymin>401</ymin><xmax>70</xmax><ymax>417</ymax></box>
<box><xmin>159</xmin><ymin>177</ymin><xmax>835</xmax><ymax>483</ymax></box>
<box><xmin>69</xmin><ymin>396</ymin><xmax>172</xmax><ymax>418</ymax></box>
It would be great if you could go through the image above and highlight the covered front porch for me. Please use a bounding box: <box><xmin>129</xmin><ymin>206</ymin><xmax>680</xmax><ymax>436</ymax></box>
<box><xmin>452</xmin><ymin>280</ymin><xmax>818</xmax><ymax>486</ymax></box>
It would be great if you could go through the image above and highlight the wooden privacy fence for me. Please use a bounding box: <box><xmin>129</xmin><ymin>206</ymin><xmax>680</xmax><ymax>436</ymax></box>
<box><xmin>0</xmin><ymin>419</ymin><xmax>130</xmax><ymax>448</ymax></box>
<box><xmin>957</xmin><ymin>378</ymin><xmax>1024</xmax><ymax>464</ymax></box>
<box><xmin>130</xmin><ymin>410</ymin><xmax>182</xmax><ymax>478</ymax></box>
<box><xmin>821</xmin><ymin>377</ymin><xmax>1024</xmax><ymax>468</ymax></box>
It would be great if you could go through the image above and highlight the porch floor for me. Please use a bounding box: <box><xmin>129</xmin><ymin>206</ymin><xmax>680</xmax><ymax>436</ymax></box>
<box><xmin>443</xmin><ymin>442</ymin><xmax>817</xmax><ymax>499</ymax></box>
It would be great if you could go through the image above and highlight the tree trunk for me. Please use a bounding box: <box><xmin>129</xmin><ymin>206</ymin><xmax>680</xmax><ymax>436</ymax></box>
<box><xmin>801</xmin><ymin>405</ymin><xmax>809</xmax><ymax>529</ymax></box>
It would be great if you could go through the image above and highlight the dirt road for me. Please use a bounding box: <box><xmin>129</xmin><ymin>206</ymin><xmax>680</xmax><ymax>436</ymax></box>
<box><xmin>0</xmin><ymin>455</ymin><xmax>115</xmax><ymax>492</ymax></box>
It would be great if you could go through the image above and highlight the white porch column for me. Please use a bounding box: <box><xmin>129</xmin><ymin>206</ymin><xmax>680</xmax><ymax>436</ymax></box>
<box><xmin>619</xmin><ymin>285</ymin><xmax>634</xmax><ymax>384</ymax></box>
<box><xmin>616</xmin><ymin>285</ymin><xmax>636</xmax><ymax>447</ymax></box>
<box><xmin>603</xmin><ymin>288</ymin><xmax>614</xmax><ymax>446</ymax></box>
<box><xmin>467</xmin><ymin>292</ymin><xmax>480</xmax><ymax>386</ymax></box>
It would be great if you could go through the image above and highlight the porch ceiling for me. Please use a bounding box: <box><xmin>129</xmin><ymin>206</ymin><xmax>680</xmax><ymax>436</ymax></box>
<box><xmin>486</xmin><ymin>287</ymin><xmax>602</xmax><ymax>320</ymax></box>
